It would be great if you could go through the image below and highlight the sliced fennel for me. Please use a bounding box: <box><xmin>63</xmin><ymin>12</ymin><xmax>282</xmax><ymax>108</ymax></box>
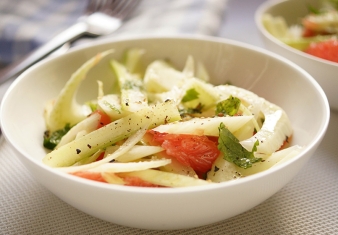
<box><xmin>110</xmin><ymin>60</ymin><xmax>148</xmax><ymax>113</ymax></box>
<box><xmin>43</xmin><ymin>101</ymin><xmax>181</xmax><ymax>167</ymax></box>
<box><xmin>143</xmin><ymin>60</ymin><xmax>186</xmax><ymax>93</ymax></box>
<box><xmin>44</xmin><ymin>50</ymin><xmax>114</xmax><ymax>132</ymax></box>
<box><xmin>207</xmin><ymin>145</ymin><xmax>303</xmax><ymax>182</ymax></box>
<box><xmin>159</xmin><ymin>156</ymin><xmax>197</xmax><ymax>178</ymax></box>
<box><xmin>122</xmin><ymin>47</ymin><xmax>146</xmax><ymax>75</ymax></box>
<box><xmin>262</xmin><ymin>13</ymin><xmax>289</xmax><ymax>39</ymax></box>
<box><xmin>102</xmin><ymin>173</ymin><xmax>125</xmax><ymax>185</ymax></box>
<box><xmin>88</xmin><ymin>159</ymin><xmax>171</xmax><ymax>173</ymax></box>
<box><xmin>196</xmin><ymin>61</ymin><xmax>210</xmax><ymax>82</ymax></box>
<box><xmin>215</xmin><ymin>85</ymin><xmax>293</xmax><ymax>155</ymax></box>
<box><xmin>56</xmin><ymin>112</ymin><xmax>100</xmax><ymax>149</ymax></box>
<box><xmin>282</xmin><ymin>34</ymin><xmax>337</xmax><ymax>51</ymax></box>
<box><xmin>180</xmin><ymin>78</ymin><xmax>219</xmax><ymax>110</ymax></box>
<box><xmin>97</xmin><ymin>94</ymin><xmax>124</xmax><ymax>120</ymax></box>
<box><xmin>72</xmin><ymin>149</ymin><xmax>104</xmax><ymax>166</ymax></box>
<box><xmin>207</xmin><ymin>155</ymin><xmax>241</xmax><ymax>183</ymax></box>
<box><xmin>236</xmin><ymin>145</ymin><xmax>303</xmax><ymax>176</ymax></box>
<box><xmin>105</xmin><ymin>145</ymin><xmax>164</xmax><ymax>162</ymax></box>
<box><xmin>152</xmin><ymin>116</ymin><xmax>254</xmax><ymax>137</ymax></box>
<box><xmin>118</xmin><ymin>169</ymin><xmax>211</xmax><ymax>187</ymax></box>
<box><xmin>262</xmin><ymin>13</ymin><xmax>338</xmax><ymax>51</ymax></box>
<box><xmin>58</xmin><ymin>126</ymin><xmax>149</xmax><ymax>173</ymax></box>
<box><xmin>43</xmin><ymin>107</ymin><xmax>152</xmax><ymax>167</ymax></box>
<box><xmin>42</xmin><ymin>48</ymin><xmax>301</xmax><ymax>187</ymax></box>
<box><xmin>182</xmin><ymin>55</ymin><xmax>210</xmax><ymax>82</ymax></box>
<box><xmin>182</xmin><ymin>55</ymin><xmax>194</xmax><ymax>78</ymax></box>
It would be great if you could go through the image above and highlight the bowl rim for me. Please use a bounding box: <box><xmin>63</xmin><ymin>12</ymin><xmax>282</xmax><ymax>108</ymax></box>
<box><xmin>0</xmin><ymin>34</ymin><xmax>331</xmax><ymax>194</ymax></box>
<box><xmin>255</xmin><ymin>0</ymin><xmax>338</xmax><ymax>67</ymax></box>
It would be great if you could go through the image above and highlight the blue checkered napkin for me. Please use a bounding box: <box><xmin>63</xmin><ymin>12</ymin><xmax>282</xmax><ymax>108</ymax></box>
<box><xmin>0</xmin><ymin>0</ymin><xmax>228</xmax><ymax>66</ymax></box>
<box><xmin>0</xmin><ymin>0</ymin><xmax>86</xmax><ymax>65</ymax></box>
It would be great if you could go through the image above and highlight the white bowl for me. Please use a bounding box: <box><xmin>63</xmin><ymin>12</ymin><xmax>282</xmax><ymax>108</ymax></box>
<box><xmin>255</xmin><ymin>0</ymin><xmax>338</xmax><ymax>111</ymax></box>
<box><xmin>0</xmin><ymin>35</ymin><xmax>330</xmax><ymax>230</ymax></box>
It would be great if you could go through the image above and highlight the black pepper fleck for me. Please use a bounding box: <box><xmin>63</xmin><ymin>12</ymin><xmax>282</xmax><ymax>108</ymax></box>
<box><xmin>214</xmin><ymin>166</ymin><xmax>220</xmax><ymax>172</ymax></box>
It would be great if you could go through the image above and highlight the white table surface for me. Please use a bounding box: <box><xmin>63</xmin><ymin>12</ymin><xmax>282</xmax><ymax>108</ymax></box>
<box><xmin>1</xmin><ymin>0</ymin><xmax>338</xmax><ymax>234</ymax></box>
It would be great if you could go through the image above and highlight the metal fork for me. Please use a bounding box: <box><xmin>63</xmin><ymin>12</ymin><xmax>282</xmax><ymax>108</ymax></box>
<box><xmin>0</xmin><ymin>0</ymin><xmax>140</xmax><ymax>85</ymax></box>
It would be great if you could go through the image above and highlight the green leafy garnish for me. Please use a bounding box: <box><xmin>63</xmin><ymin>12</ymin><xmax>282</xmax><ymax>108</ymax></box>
<box><xmin>182</xmin><ymin>88</ymin><xmax>199</xmax><ymax>103</ymax></box>
<box><xmin>308</xmin><ymin>5</ymin><xmax>321</xmax><ymax>14</ymax></box>
<box><xmin>43</xmin><ymin>124</ymin><xmax>71</xmax><ymax>150</ymax></box>
<box><xmin>218</xmin><ymin>123</ymin><xmax>261</xmax><ymax>169</ymax></box>
<box><xmin>215</xmin><ymin>95</ymin><xmax>241</xmax><ymax>116</ymax></box>
<box><xmin>179</xmin><ymin>103</ymin><xmax>203</xmax><ymax>117</ymax></box>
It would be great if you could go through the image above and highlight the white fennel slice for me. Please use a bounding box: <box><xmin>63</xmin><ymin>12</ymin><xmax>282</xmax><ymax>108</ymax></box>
<box><xmin>118</xmin><ymin>169</ymin><xmax>212</xmax><ymax>187</ymax></box>
<box><xmin>207</xmin><ymin>155</ymin><xmax>242</xmax><ymax>183</ymax></box>
<box><xmin>215</xmin><ymin>85</ymin><xmax>293</xmax><ymax>154</ymax></box>
<box><xmin>152</xmin><ymin>116</ymin><xmax>254</xmax><ymax>136</ymax></box>
<box><xmin>105</xmin><ymin>145</ymin><xmax>164</xmax><ymax>162</ymax></box>
<box><xmin>56</xmin><ymin>112</ymin><xmax>100</xmax><ymax>149</ymax></box>
<box><xmin>88</xmin><ymin>159</ymin><xmax>171</xmax><ymax>173</ymax></box>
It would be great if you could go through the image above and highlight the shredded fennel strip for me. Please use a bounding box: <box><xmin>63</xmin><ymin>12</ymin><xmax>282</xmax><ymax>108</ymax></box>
<box><xmin>43</xmin><ymin>107</ymin><xmax>153</xmax><ymax>167</ymax></box>
<box><xmin>152</xmin><ymin>116</ymin><xmax>254</xmax><ymax>136</ymax></box>
<box><xmin>72</xmin><ymin>149</ymin><xmax>104</xmax><ymax>166</ymax></box>
<box><xmin>45</xmin><ymin>49</ymin><xmax>115</xmax><ymax>132</ymax></box>
<box><xmin>236</xmin><ymin>145</ymin><xmax>303</xmax><ymax>176</ymax></box>
<box><xmin>88</xmin><ymin>159</ymin><xmax>171</xmax><ymax>173</ymax></box>
<box><xmin>215</xmin><ymin>85</ymin><xmax>293</xmax><ymax>155</ymax></box>
<box><xmin>42</xmin><ymin>49</ymin><xmax>302</xmax><ymax>186</ymax></box>
<box><xmin>101</xmin><ymin>172</ymin><xmax>125</xmax><ymax>185</ymax></box>
<box><xmin>118</xmin><ymin>169</ymin><xmax>212</xmax><ymax>187</ymax></box>
<box><xmin>56</xmin><ymin>112</ymin><xmax>100</xmax><ymax>149</ymax></box>
<box><xmin>56</xmin><ymin>121</ymin><xmax>151</xmax><ymax>173</ymax></box>
<box><xmin>106</xmin><ymin>145</ymin><xmax>164</xmax><ymax>163</ymax></box>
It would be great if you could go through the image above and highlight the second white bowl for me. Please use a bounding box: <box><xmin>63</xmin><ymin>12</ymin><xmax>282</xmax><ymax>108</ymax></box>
<box><xmin>255</xmin><ymin>0</ymin><xmax>338</xmax><ymax>111</ymax></box>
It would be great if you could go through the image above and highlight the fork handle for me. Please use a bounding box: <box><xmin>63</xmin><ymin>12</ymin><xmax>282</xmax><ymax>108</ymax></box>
<box><xmin>0</xmin><ymin>21</ymin><xmax>88</xmax><ymax>84</ymax></box>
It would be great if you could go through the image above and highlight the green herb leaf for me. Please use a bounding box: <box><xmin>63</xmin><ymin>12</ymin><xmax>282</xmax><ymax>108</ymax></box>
<box><xmin>215</xmin><ymin>95</ymin><xmax>241</xmax><ymax>116</ymax></box>
<box><xmin>179</xmin><ymin>103</ymin><xmax>203</xmax><ymax>117</ymax></box>
<box><xmin>307</xmin><ymin>5</ymin><xmax>320</xmax><ymax>14</ymax></box>
<box><xmin>43</xmin><ymin>124</ymin><xmax>71</xmax><ymax>150</ymax></box>
<box><xmin>218</xmin><ymin>123</ymin><xmax>261</xmax><ymax>169</ymax></box>
<box><xmin>182</xmin><ymin>88</ymin><xmax>199</xmax><ymax>102</ymax></box>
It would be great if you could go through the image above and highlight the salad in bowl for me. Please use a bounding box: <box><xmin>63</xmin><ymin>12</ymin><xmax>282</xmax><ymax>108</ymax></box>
<box><xmin>256</xmin><ymin>0</ymin><xmax>338</xmax><ymax>110</ymax></box>
<box><xmin>42</xmin><ymin>48</ymin><xmax>301</xmax><ymax>187</ymax></box>
<box><xmin>262</xmin><ymin>0</ymin><xmax>338</xmax><ymax>63</ymax></box>
<box><xmin>0</xmin><ymin>36</ymin><xmax>329</xmax><ymax>229</ymax></box>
